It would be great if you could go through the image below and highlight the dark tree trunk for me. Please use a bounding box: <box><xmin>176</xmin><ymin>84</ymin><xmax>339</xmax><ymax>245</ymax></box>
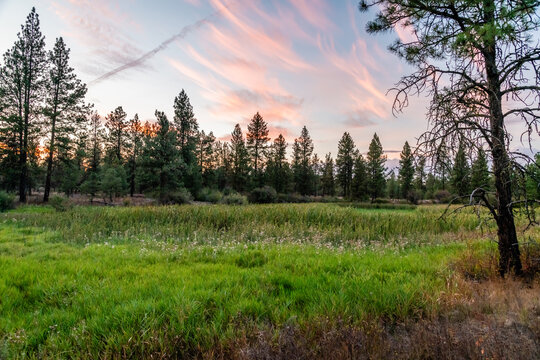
<box><xmin>129</xmin><ymin>159</ymin><xmax>135</xmax><ymax>197</ymax></box>
<box><xmin>44</xmin><ymin>116</ymin><xmax>57</xmax><ymax>202</ymax></box>
<box><xmin>19</xmin><ymin>112</ymin><xmax>28</xmax><ymax>203</ymax></box>
<box><xmin>483</xmin><ymin>8</ymin><xmax>523</xmax><ymax>276</ymax></box>
<box><xmin>44</xmin><ymin>89</ymin><xmax>60</xmax><ymax>202</ymax></box>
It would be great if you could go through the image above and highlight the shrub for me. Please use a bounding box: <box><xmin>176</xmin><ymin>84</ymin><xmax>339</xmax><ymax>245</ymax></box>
<box><xmin>197</xmin><ymin>188</ymin><xmax>223</xmax><ymax>203</ymax></box>
<box><xmin>161</xmin><ymin>188</ymin><xmax>193</xmax><ymax>205</ymax></box>
<box><xmin>372</xmin><ymin>198</ymin><xmax>391</xmax><ymax>204</ymax></box>
<box><xmin>434</xmin><ymin>190</ymin><xmax>452</xmax><ymax>203</ymax></box>
<box><xmin>406</xmin><ymin>190</ymin><xmax>422</xmax><ymax>205</ymax></box>
<box><xmin>49</xmin><ymin>195</ymin><xmax>72</xmax><ymax>212</ymax></box>
<box><xmin>249</xmin><ymin>186</ymin><xmax>277</xmax><ymax>204</ymax></box>
<box><xmin>277</xmin><ymin>193</ymin><xmax>312</xmax><ymax>203</ymax></box>
<box><xmin>0</xmin><ymin>191</ymin><xmax>15</xmax><ymax>212</ymax></box>
<box><xmin>220</xmin><ymin>193</ymin><xmax>248</xmax><ymax>205</ymax></box>
<box><xmin>222</xmin><ymin>187</ymin><xmax>235</xmax><ymax>196</ymax></box>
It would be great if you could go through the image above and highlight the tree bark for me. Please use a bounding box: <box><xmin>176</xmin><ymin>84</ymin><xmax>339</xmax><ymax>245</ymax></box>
<box><xmin>483</xmin><ymin>2</ymin><xmax>523</xmax><ymax>276</ymax></box>
<box><xmin>44</xmin><ymin>95</ymin><xmax>59</xmax><ymax>202</ymax></box>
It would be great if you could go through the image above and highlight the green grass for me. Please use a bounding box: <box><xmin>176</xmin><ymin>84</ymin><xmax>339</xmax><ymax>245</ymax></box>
<box><xmin>0</xmin><ymin>203</ymin><xmax>526</xmax><ymax>358</ymax></box>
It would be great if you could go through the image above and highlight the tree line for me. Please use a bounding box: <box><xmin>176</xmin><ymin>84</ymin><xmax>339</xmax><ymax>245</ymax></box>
<box><xmin>0</xmin><ymin>8</ymin><xmax>538</xmax><ymax>206</ymax></box>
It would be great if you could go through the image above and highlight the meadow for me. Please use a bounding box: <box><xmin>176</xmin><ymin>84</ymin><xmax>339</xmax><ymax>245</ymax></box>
<box><xmin>0</xmin><ymin>203</ymin><xmax>538</xmax><ymax>359</ymax></box>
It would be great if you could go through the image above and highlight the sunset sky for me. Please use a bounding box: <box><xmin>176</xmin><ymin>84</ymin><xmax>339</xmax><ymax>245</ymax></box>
<box><xmin>0</xmin><ymin>0</ymin><xmax>537</xmax><ymax>164</ymax></box>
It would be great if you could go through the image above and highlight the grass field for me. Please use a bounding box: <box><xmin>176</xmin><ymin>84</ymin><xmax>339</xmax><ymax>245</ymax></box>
<box><xmin>0</xmin><ymin>204</ymin><xmax>538</xmax><ymax>359</ymax></box>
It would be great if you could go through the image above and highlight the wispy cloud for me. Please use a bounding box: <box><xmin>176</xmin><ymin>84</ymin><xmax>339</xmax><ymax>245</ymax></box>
<box><xmin>88</xmin><ymin>10</ymin><xmax>223</xmax><ymax>85</ymax></box>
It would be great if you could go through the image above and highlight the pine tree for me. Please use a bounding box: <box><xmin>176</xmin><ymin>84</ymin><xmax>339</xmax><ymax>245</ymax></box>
<box><xmin>196</xmin><ymin>130</ymin><xmax>216</xmax><ymax>188</ymax></box>
<box><xmin>213</xmin><ymin>141</ymin><xmax>232</xmax><ymax>189</ymax></box>
<box><xmin>352</xmin><ymin>154</ymin><xmax>368</xmax><ymax>200</ymax></box>
<box><xmin>451</xmin><ymin>141</ymin><xmax>471</xmax><ymax>197</ymax></box>
<box><xmin>267</xmin><ymin>134</ymin><xmax>289</xmax><ymax>193</ymax></box>
<box><xmin>139</xmin><ymin>110</ymin><xmax>184</xmax><ymax>202</ymax></box>
<box><xmin>105</xmin><ymin>106</ymin><xmax>128</xmax><ymax>163</ymax></box>
<box><xmin>471</xmin><ymin>148</ymin><xmax>490</xmax><ymax>191</ymax></box>
<box><xmin>336</xmin><ymin>132</ymin><xmax>356</xmax><ymax>198</ymax></box>
<box><xmin>312</xmin><ymin>153</ymin><xmax>322</xmax><ymax>196</ymax></box>
<box><xmin>387</xmin><ymin>170</ymin><xmax>399</xmax><ymax>199</ymax></box>
<box><xmin>86</xmin><ymin>111</ymin><xmax>103</xmax><ymax>173</ymax></box>
<box><xmin>173</xmin><ymin>89</ymin><xmax>200</xmax><ymax>193</ymax></box>
<box><xmin>43</xmin><ymin>37</ymin><xmax>87</xmax><ymax>202</ymax></box>
<box><xmin>292</xmin><ymin>126</ymin><xmax>314</xmax><ymax>195</ymax></box>
<box><xmin>126</xmin><ymin>114</ymin><xmax>143</xmax><ymax>197</ymax></box>
<box><xmin>525</xmin><ymin>153</ymin><xmax>540</xmax><ymax>201</ymax></box>
<box><xmin>0</xmin><ymin>7</ymin><xmax>47</xmax><ymax>202</ymax></box>
<box><xmin>366</xmin><ymin>133</ymin><xmax>386</xmax><ymax>202</ymax></box>
<box><xmin>246</xmin><ymin>112</ymin><xmax>270</xmax><ymax>188</ymax></box>
<box><xmin>229</xmin><ymin>124</ymin><xmax>249</xmax><ymax>192</ymax></box>
<box><xmin>100</xmin><ymin>165</ymin><xmax>127</xmax><ymax>202</ymax></box>
<box><xmin>414</xmin><ymin>156</ymin><xmax>427</xmax><ymax>198</ymax></box>
<box><xmin>321</xmin><ymin>153</ymin><xmax>335</xmax><ymax>196</ymax></box>
<box><xmin>398</xmin><ymin>141</ymin><xmax>414</xmax><ymax>199</ymax></box>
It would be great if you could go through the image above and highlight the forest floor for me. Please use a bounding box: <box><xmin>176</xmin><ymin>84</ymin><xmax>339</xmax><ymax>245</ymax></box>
<box><xmin>0</xmin><ymin>204</ymin><xmax>538</xmax><ymax>359</ymax></box>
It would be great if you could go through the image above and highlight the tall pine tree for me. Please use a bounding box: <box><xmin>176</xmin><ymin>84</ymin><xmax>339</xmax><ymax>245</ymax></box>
<box><xmin>229</xmin><ymin>124</ymin><xmax>249</xmax><ymax>192</ymax></box>
<box><xmin>246</xmin><ymin>112</ymin><xmax>270</xmax><ymax>188</ymax></box>
<box><xmin>0</xmin><ymin>8</ymin><xmax>47</xmax><ymax>201</ymax></box>
<box><xmin>292</xmin><ymin>126</ymin><xmax>314</xmax><ymax>195</ymax></box>
<box><xmin>451</xmin><ymin>141</ymin><xmax>471</xmax><ymax>197</ymax></box>
<box><xmin>471</xmin><ymin>148</ymin><xmax>490</xmax><ymax>191</ymax></box>
<box><xmin>321</xmin><ymin>153</ymin><xmax>335</xmax><ymax>196</ymax></box>
<box><xmin>352</xmin><ymin>154</ymin><xmax>368</xmax><ymax>200</ymax></box>
<box><xmin>173</xmin><ymin>89</ymin><xmax>200</xmax><ymax>193</ymax></box>
<box><xmin>139</xmin><ymin>110</ymin><xmax>183</xmax><ymax>202</ymax></box>
<box><xmin>336</xmin><ymin>132</ymin><xmax>356</xmax><ymax>198</ymax></box>
<box><xmin>43</xmin><ymin>37</ymin><xmax>87</xmax><ymax>202</ymax></box>
<box><xmin>126</xmin><ymin>114</ymin><xmax>143</xmax><ymax>197</ymax></box>
<box><xmin>266</xmin><ymin>134</ymin><xmax>289</xmax><ymax>193</ymax></box>
<box><xmin>104</xmin><ymin>106</ymin><xmax>128</xmax><ymax>164</ymax></box>
<box><xmin>366</xmin><ymin>133</ymin><xmax>386</xmax><ymax>202</ymax></box>
<box><xmin>398</xmin><ymin>141</ymin><xmax>414</xmax><ymax>199</ymax></box>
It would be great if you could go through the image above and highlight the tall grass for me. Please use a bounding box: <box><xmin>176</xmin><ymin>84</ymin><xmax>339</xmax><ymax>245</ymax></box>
<box><xmin>4</xmin><ymin>203</ymin><xmax>487</xmax><ymax>248</ymax></box>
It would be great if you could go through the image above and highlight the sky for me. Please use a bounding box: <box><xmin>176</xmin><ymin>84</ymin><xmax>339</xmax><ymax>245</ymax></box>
<box><xmin>0</xmin><ymin>0</ymin><xmax>537</xmax><ymax>167</ymax></box>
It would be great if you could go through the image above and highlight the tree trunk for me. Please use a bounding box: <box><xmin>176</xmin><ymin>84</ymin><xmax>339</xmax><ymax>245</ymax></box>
<box><xmin>483</xmin><ymin>15</ymin><xmax>523</xmax><ymax>276</ymax></box>
<box><xmin>44</xmin><ymin>117</ymin><xmax>56</xmax><ymax>202</ymax></box>
<box><xmin>44</xmin><ymin>89</ymin><xmax>60</xmax><ymax>202</ymax></box>
<box><xmin>19</xmin><ymin>114</ymin><xmax>28</xmax><ymax>203</ymax></box>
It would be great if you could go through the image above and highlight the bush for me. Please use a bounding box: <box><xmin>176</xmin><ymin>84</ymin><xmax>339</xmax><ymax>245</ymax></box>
<box><xmin>220</xmin><ymin>193</ymin><xmax>248</xmax><ymax>205</ymax></box>
<box><xmin>406</xmin><ymin>190</ymin><xmax>422</xmax><ymax>205</ymax></box>
<box><xmin>277</xmin><ymin>193</ymin><xmax>312</xmax><ymax>203</ymax></box>
<box><xmin>0</xmin><ymin>191</ymin><xmax>15</xmax><ymax>212</ymax></box>
<box><xmin>197</xmin><ymin>188</ymin><xmax>223</xmax><ymax>203</ymax></box>
<box><xmin>49</xmin><ymin>195</ymin><xmax>72</xmax><ymax>212</ymax></box>
<box><xmin>249</xmin><ymin>186</ymin><xmax>277</xmax><ymax>204</ymax></box>
<box><xmin>434</xmin><ymin>190</ymin><xmax>452</xmax><ymax>203</ymax></box>
<box><xmin>161</xmin><ymin>188</ymin><xmax>193</xmax><ymax>205</ymax></box>
<box><xmin>372</xmin><ymin>198</ymin><xmax>391</xmax><ymax>204</ymax></box>
<box><xmin>222</xmin><ymin>187</ymin><xmax>235</xmax><ymax>196</ymax></box>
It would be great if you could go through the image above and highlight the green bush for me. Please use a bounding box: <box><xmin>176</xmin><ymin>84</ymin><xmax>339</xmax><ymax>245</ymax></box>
<box><xmin>162</xmin><ymin>188</ymin><xmax>193</xmax><ymax>205</ymax></box>
<box><xmin>277</xmin><ymin>193</ymin><xmax>312</xmax><ymax>203</ymax></box>
<box><xmin>49</xmin><ymin>195</ymin><xmax>72</xmax><ymax>212</ymax></box>
<box><xmin>197</xmin><ymin>188</ymin><xmax>223</xmax><ymax>203</ymax></box>
<box><xmin>406</xmin><ymin>190</ymin><xmax>422</xmax><ymax>205</ymax></box>
<box><xmin>434</xmin><ymin>190</ymin><xmax>452</xmax><ymax>203</ymax></box>
<box><xmin>220</xmin><ymin>193</ymin><xmax>248</xmax><ymax>205</ymax></box>
<box><xmin>0</xmin><ymin>191</ymin><xmax>15</xmax><ymax>212</ymax></box>
<box><xmin>249</xmin><ymin>186</ymin><xmax>277</xmax><ymax>204</ymax></box>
